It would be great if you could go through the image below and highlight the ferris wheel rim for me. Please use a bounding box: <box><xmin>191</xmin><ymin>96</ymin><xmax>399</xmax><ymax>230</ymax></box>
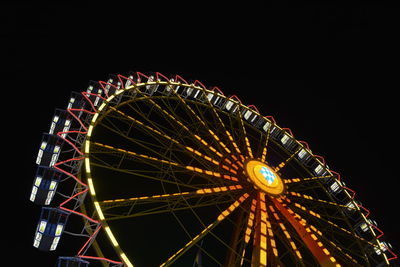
<box><xmin>79</xmin><ymin>78</ymin><xmax>393</xmax><ymax>266</ymax></box>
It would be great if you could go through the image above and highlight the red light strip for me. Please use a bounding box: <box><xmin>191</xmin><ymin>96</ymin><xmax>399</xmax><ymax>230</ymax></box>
<box><xmin>174</xmin><ymin>74</ymin><xmax>188</xmax><ymax>84</ymax></box>
<box><xmin>136</xmin><ymin>71</ymin><xmax>149</xmax><ymax>83</ymax></box>
<box><xmin>194</xmin><ymin>80</ymin><xmax>207</xmax><ymax>89</ymax></box>
<box><xmin>299</xmin><ymin>140</ymin><xmax>310</xmax><ymax>150</ymax></box>
<box><xmin>56</xmin><ymin>131</ymin><xmax>85</xmax><ymax>156</ymax></box>
<box><xmin>53</xmin><ymin>157</ymin><xmax>86</xmax><ymax>186</ymax></box>
<box><xmin>48</xmin><ymin>82</ymin><xmax>126</xmax><ymax>265</ymax></box>
<box><xmin>229</xmin><ymin>95</ymin><xmax>242</xmax><ymax>103</ymax></box>
<box><xmin>247</xmin><ymin>104</ymin><xmax>260</xmax><ymax>113</ymax></box>
<box><xmin>117</xmin><ymin>74</ymin><xmax>136</xmax><ymax>88</ymax></box>
<box><xmin>211</xmin><ymin>86</ymin><xmax>224</xmax><ymax>95</ymax></box>
<box><xmin>78</xmin><ymin>255</ymin><xmax>123</xmax><ymax>265</ymax></box>
<box><xmin>98</xmin><ymin>80</ymin><xmax>118</xmax><ymax>98</ymax></box>
<box><xmin>282</xmin><ymin>127</ymin><xmax>294</xmax><ymax>137</ymax></box>
<box><xmin>77</xmin><ymin>223</ymin><xmax>101</xmax><ymax>255</ymax></box>
<box><xmin>156</xmin><ymin>72</ymin><xmax>169</xmax><ymax>82</ymax></box>
<box><xmin>67</xmin><ymin>108</ymin><xmax>95</xmax><ymax>132</ymax></box>
<box><xmin>330</xmin><ymin>170</ymin><xmax>341</xmax><ymax>181</ymax></box>
<box><xmin>314</xmin><ymin>155</ymin><xmax>326</xmax><ymax>165</ymax></box>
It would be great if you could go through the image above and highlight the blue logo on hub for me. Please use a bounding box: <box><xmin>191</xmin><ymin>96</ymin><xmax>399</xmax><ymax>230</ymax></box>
<box><xmin>260</xmin><ymin>166</ymin><xmax>276</xmax><ymax>185</ymax></box>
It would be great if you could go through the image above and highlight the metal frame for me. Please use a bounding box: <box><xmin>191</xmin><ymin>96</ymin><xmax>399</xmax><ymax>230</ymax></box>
<box><xmin>31</xmin><ymin>72</ymin><xmax>397</xmax><ymax>266</ymax></box>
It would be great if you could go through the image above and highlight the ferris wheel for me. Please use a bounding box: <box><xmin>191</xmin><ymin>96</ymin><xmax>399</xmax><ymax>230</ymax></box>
<box><xmin>30</xmin><ymin>71</ymin><xmax>398</xmax><ymax>266</ymax></box>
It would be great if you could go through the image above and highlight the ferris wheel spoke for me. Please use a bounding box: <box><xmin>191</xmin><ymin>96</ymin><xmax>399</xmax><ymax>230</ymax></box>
<box><xmin>267</xmin><ymin>203</ymin><xmax>304</xmax><ymax>264</ymax></box>
<box><xmin>271</xmin><ymin>198</ymin><xmax>340</xmax><ymax>267</ymax></box>
<box><xmin>99</xmin><ymin>185</ymin><xmax>244</xmax><ymax>209</ymax></box>
<box><xmin>104</xmin><ymin>107</ymin><xmax>238</xmax><ymax>175</ymax></box>
<box><xmin>90</xmin><ymin>141</ymin><xmax>241</xmax><ymax>183</ymax></box>
<box><xmin>274</xmin><ymin>147</ymin><xmax>303</xmax><ymax>172</ymax></box>
<box><xmin>133</xmin><ymin>94</ymin><xmax>233</xmax><ymax>165</ymax></box>
<box><xmin>89</xmin><ymin>161</ymin><xmax>211</xmax><ymax>190</ymax></box>
<box><xmin>260</xmin><ymin>121</ymin><xmax>272</xmax><ymax>163</ymax></box>
<box><xmin>160</xmin><ymin>192</ymin><xmax>250</xmax><ymax>267</ymax></box>
<box><xmin>284</xmin><ymin>198</ymin><xmax>366</xmax><ymax>265</ymax></box>
<box><xmin>251</xmin><ymin>192</ymin><xmax>279</xmax><ymax>267</ymax></box>
<box><xmin>287</xmin><ymin>191</ymin><xmax>357</xmax><ymax>211</ymax></box>
<box><xmin>283</xmin><ymin>174</ymin><xmax>334</xmax><ymax>184</ymax></box>
<box><xmin>239</xmin><ymin>198</ymin><xmax>257</xmax><ymax>266</ymax></box>
<box><xmin>167</xmin><ymin>90</ymin><xmax>241</xmax><ymax>169</ymax></box>
<box><xmin>100</xmin><ymin>188</ymin><xmax>243</xmax><ymax>222</ymax></box>
<box><xmin>236</xmin><ymin>109</ymin><xmax>255</xmax><ymax>159</ymax></box>
<box><xmin>96</xmin><ymin>120</ymin><xmax>188</xmax><ymax>165</ymax></box>
<box><xmin>199</xmin><ymin>93</ymin><xmax>246</xmax><ymax>165</ymax></box>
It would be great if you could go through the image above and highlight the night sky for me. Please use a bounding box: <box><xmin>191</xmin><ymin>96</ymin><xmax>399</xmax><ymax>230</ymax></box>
<box><xmin>4</xmin><ymin>2</ymin><xmax>399</xmax><ymax>266</ymax></box>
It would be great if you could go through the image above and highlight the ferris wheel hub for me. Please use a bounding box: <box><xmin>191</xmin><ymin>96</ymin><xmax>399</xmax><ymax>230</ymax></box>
<box><xmin>244</xmin><ymin>159</ymin><xmax>285</xmax><ymax>196</ymax></box>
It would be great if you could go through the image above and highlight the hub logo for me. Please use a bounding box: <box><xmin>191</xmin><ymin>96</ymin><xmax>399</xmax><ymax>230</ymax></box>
<box><xmin>260</xmin><ymin>166</ymin><xmax>276</xmax><ymax>185</ymax></box>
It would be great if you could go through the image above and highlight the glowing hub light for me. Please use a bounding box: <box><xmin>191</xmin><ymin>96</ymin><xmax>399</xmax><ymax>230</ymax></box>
<box><xmin>244</xmin><ymin>159</ymin><xmax>285</xmax><ymax>196</ymax></box>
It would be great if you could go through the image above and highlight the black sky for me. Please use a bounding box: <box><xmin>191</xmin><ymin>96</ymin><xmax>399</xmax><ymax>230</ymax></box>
<box><xmin>4</xmin><ymin>2</ymin><xmax>399</xmax><ymax>266</ymax></box>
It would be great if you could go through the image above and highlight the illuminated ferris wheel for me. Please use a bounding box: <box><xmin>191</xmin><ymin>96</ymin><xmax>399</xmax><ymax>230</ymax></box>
<box><xmin>30</xmin><ymin>72</ymin><xmax>397</xmax><ymax>266</ymax></box>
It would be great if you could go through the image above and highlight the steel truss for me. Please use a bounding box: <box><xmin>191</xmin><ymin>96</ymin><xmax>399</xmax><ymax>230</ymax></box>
<box><xmin>31</xmin><ymin>72</ymin><xmax>397</xmax><ymax>267</ymax></box>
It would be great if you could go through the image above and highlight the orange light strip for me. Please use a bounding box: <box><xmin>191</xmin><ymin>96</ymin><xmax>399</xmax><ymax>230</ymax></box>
<box><xmin>101</xmin><ymin>185</ymin><xmax>243</xmax><ymax>204</ymax></box>
<box><xmin>135</xmin><ymin>95</ymin><xmax>238</xmax><ymax>169</ymax></box>
<box><xmin>196</xmin><ymin>185</ymin><xmax>243</xmax><ymax>194</ymax></box>
<box><xmin>169</xmin><ymin>87</ymin><xmax>240</xmax><ymax>170</ymax></box>
<box><xmin>268</xmin><ymin>203</ymin><xmax>303</xmax><ymax>260</ymax></box>
<box><xmin>109</xmin><ymin>107</ymin><xmax>238</xmax><ymax>175</ymax></box>
<box><xmin>91</xmin><ymin>141</ymin><xmax>240</xmax><ymax>182</ymax></box>
<box><xmin>272</xmin><ymin>198</ymin><xmax>340</xmax><ymax>267</ymax></box>
<box><xmin>185</xmin><ymin>166</ymin><xmax>239</xmax><ymax>182</ymax></box>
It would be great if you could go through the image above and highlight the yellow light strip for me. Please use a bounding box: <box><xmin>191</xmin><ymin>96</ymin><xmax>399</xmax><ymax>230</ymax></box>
<box><xmin>104</xmin><ymin>226</ymin><xmax>119</xmax><ymax>247</ymax></box>
<box><xmin>94</xmin><ymin>201</ymin><xmax>105</xmax><ymax>220</ymax></box>
<box><xmin>258</xmin><ymin>193</ymin><xmax>268</xmax><ymax>266</ymax></box>
<box><xmin>225</xmin><ymin>130</ymin><xmax>246</xmax><ymax>163</ymax></box>
<box><xmin>217</xmin><ymin>193</ymin><xmax>249</xmax><ymax>221</ymax></box>
<box><xmin>260</xmin><ymin>120</ymin><xmax>272</xmax><ymax>163</ymax></box>
<box><xmin>274</xmin><ymin>148</ymin><xmax>301</xmax><ymax>172</ymax></box>
<box><xmin>260</xmin><ymin>193</ymin><xmax>278</xmax><ymax>259</ymax></box>
<box><xmin>245</xmin><ymin>198</ymin><xmax>257</xmax><ymax>243</ymax></box>
<box><xmin>288</xmin><ymin>191</ymin><xmax>357</xmax><ymax>210</ymax></box>
<box><xmin>285</xmin><ymin>197</ymin><xmax>375</xmax><ymax>262</ymax></box>
<box><xmin>275</xmin><ymin>198</ymin><xmax>340</xmax><ymax>266</ymax></box>
<box><xmin>283</xmin><ymin>174</ymin><xmax>332</xmax><ymax>184</ymax></box>
<box><xmin>87</xmin><ymin>177</ymin><xmax>96</xmax><ymax>196</ymax></box>
<box><xmin>240</xmin><ymin>197</ymin><xmax>257</xmax><ymax>266</ymax></box>
<box><xmin>160</xmin><ymin>193</ymin><xmax>249</xmax><ymax>267</ymax></box>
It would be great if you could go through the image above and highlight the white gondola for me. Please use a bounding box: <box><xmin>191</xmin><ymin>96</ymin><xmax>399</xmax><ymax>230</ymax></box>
<box><xmin>33</xmin><ymin>207</ymin><xmax>69</xmax><ymax>251</ymax></box>
<box><xmin>36</xmin><ymin>134</ymin><xmax>64</xmax><ymax>167</ymax></box>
